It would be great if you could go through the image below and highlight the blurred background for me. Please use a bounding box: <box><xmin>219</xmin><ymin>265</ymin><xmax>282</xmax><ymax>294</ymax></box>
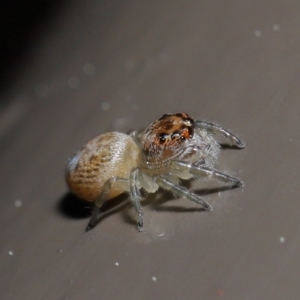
<box><xmin>1</xmin><ymin>1</ymin><xmax>300</xmax><ymax>299</ymax></box>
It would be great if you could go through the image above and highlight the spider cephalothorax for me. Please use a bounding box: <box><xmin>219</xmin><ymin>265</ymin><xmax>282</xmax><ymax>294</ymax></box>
<box><xmin>141</xmin><ymin>113</ymin><xmax>196</xmax><ymax>165</ymax></box>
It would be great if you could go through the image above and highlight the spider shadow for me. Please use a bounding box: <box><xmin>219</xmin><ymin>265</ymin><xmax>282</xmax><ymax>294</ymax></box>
<box><xmin>147</xmin><ymin>183</ymin><xmax>240</xmax><ymax>213</ymax></box>
<box><xmin>57</xmin><ymin>183</ymin><xmax>240</xmax><ymax>230</ymax></box>
<box><xmin>119</xmin><ymin>187</ymin><xmax>210</xmax><ymax>227</ymax></box>
<box><xmin>57</xmin><ymin>192</ymin><xmax>129</xmax><ymax>229</ymax></box>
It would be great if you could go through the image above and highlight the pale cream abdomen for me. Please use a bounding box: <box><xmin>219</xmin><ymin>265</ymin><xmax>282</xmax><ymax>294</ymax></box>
<box><xmin>66</xmin><ymin>132</ymin><xmax>140</xmax><ymax>202</ymax></box>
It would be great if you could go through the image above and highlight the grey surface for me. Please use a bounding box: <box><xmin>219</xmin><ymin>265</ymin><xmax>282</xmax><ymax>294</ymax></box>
<box><xmin>1</xmin><ymin>1</ymin><xmax>300</xmax><ymax>299</ymax></box>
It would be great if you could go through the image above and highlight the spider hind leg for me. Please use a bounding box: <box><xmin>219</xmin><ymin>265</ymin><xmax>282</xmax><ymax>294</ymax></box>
<box><xmin>86</xmin><ymin>177</ymin><xmax>127</xmax><ymax>231</ymax></box>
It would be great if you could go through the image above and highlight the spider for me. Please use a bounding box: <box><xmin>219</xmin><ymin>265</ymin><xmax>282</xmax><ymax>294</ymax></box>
<box><xmin>66</xmin><ymin>113</ymin><xmax>244</xmax><ymax>232</ymax></box>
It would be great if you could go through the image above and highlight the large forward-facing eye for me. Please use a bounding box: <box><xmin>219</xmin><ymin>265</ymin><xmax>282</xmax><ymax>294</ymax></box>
<box><xmin>159</xmin><ymin>134</ymin><xmax>167</xmax><ymax>144</ymax></box>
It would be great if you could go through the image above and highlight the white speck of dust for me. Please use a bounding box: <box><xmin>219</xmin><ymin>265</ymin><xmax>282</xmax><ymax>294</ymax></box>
<box><xmin>254</xmin><ymin>30</ymin><xmax>262</xmax><ymax>37</ymax></box>
<box><xmin>152</xmin><ymin>276</ymin><xmax>157</xmax><ymax>282</ymax></box>
<box><xmin>273</xmin><ymin>24</ymin><xmax>280</xmax><ymax>31</ymax></box>
<box><xmin>35</xmin><ymin>83</ymin><xmax>48</xmax><ymax>97</ymax></box>
<box><xmin>68</xmin><ymin>77</ymin><xmax>80</xmax><ymax>89</ymax></box>
<box><xmin>102</xmin><ymin>102</ymin><xmax>110</xmax><ymax>111</ymax></box>
<box><xmin>115</xmin><ymin>262</ymin><xmax>119</xmax><ymax>266</ymax></box>
<box><xmin>280</xmin><ymin>236</ymin><xmax>285</xmax><ymax>243</ymax></box>
<box><xmin>8</xmin><ymin>251</ymin><xmax>14</xmax><ymax>256</ymax></box>
<box><xmin>83</xmin><ymin>63</ymin><xmax>96</xmax><ymax>76</ymax></box>
<box><xmin>15</xmin><ymin>200</ymin><xmax>22</xmax><ymax>207</ymax></box>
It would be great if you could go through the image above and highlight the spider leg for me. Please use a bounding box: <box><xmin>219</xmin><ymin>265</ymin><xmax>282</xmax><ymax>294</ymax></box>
<box><xmin>170</xmin><ymin>160</ymin><xmax>243</xmax><ymax>187</ymax></box>
<box><xmin>195</xmin><ymin>120</ymin><xmax>245</xmax><ymax>149</ymax></box>
<box><xmin>86</xmin><ymin>177</ymin><xmax>127</xmax><ymax>231</ymax></box>
<box><xmin>155</xmin><ymin>175</ymin><xmax>212</xmax><ymax>210</ymax></box>
<box><xmin>129</xmin><ymin>168</ymin><xmax>144</xmax><ymax>232</ymax></box>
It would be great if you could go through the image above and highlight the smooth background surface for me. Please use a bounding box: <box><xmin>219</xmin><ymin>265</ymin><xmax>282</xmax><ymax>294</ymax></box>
<box><xmin>1</xmin><ymin>1</ymin><xmax>300</xmax><ymax>299</ymax></box>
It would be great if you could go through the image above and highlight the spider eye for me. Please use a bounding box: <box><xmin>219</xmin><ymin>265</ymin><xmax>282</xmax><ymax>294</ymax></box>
<box><xmin>171</xmin><ymin>132</ymin><xmax>180</xmax><ymax>140</ymax></box>
<box><xmin>159</xmin><ymin>134</ymin><xmax>167</xmax><ymax>144</ymax></box>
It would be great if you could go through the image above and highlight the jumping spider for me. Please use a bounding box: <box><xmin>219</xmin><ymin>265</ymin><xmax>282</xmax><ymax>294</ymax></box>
<box><xmin>66</xmin><ymin>113</ymin><xmax>244</xmax><ymax>232</ymax></box>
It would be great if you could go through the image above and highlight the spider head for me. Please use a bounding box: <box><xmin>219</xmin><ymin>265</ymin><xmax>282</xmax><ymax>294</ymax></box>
<box><xmin>140</xmin><ymin>113</ymin><xmax>195</xmax><ymax>165</ymax></box>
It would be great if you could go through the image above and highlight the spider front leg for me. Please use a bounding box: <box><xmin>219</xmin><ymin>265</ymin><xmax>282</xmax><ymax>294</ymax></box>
<box><xmin>129</xmin><ymin>168</ymin><xmax>144</xmax><ymax>232</ymax></box>
<box><xmin>170</xmin><ymin>161</ymin><xmax>243</xmax><ymax>187</ymax></box>
<box><xmin>155</xmin><ymin>176</ymin><xmax>212</xmax><ymax>211</ymax></box>
<box><xmin>86</xmin><ymin>177</ymin><xmax>127</xmax><ymax>231</ymax></box>
<box><xmin>195</xmin><ymin>120</ymin><xmax>245</xmax><ymax>149</ymax></box>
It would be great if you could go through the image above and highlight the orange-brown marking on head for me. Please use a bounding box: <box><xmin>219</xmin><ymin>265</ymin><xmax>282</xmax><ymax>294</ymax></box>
<box><xmin>142</xmin><ymin>113</ymin><xmax>195</xmax><ymax>162</ymax></box>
